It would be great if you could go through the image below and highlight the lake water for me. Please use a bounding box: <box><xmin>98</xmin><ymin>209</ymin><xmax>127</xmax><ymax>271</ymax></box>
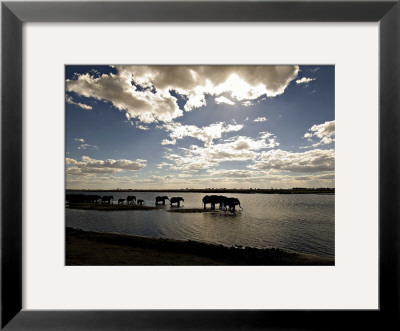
<box><xmin>66</xmin><ymin>191</ymin><xmax>334</xmax><ymax>258</ymax></box>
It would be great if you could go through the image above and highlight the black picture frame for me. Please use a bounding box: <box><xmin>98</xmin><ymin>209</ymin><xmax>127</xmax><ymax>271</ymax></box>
<box><xmin>1</xmin><ymin>1</ymin><xmax>399</xmax><ymax>330</ymax></box>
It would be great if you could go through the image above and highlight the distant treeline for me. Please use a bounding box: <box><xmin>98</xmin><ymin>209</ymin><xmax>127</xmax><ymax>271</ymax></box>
<box><xmin>66</xmin><ymin>188</ymin><xmax>335</xmax><ymax>194</ymax></box>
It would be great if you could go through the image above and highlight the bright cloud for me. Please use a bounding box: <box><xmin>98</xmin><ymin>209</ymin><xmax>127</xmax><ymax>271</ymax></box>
<box><xmin>254</xmin><ymin>117</ymin><xmax>267</xmax><ymax>122</ymax></box>
<box><xmin>66</xmin><ymin>73</ymin><xmax>183</xmax><ymax>124</ymax></box>
<box><xmin>242</xmin><ymin>101</ymin><xmax>253</xmax><ymax>107</ymax></box>
<box><xmin>249</xmin><ymin>148</ymin><xmax>334</xmax><ymax>173</ymax></box>
<box><xmin>296</xmin><ymin>77</ymin><xmax>316</xmax><ymax>84</ymax></box>
<box><xmin>304</xmin><ymin>120</ymin><xmax>335</xmax><ymax>147</ymax></box>
<box><xmin>163</xmin><ymin>132</ymin><xmax>279</xmax><ymax>171</ymax></box>
<box><xmin>163</xmin><ymin>121</ymin><xmax>244</xmax><ymax>147</ymax></box>
<box><xmin>148</xmin><ymin>175</ymin><xmax>173</xmax><ymax>181</ymax></box>
<box><xmin>207</xmin><ymin>169</ymin><xmax>255</xmax><ymax>178</ymax></box>
<box><xmin>136</xmin><ymin>124</ymin><xmax>149</xmax><ymax>130</ymax></box>
<box><xmin>66</xmin><ymin>95</ymin><xmax>92</xmax><ymax>110</ymax></box>
<box><xmin>74</xmin><ymin>138</ymin><xmax>99</xmax><ymax>150</ymax></box>
<box><xmin>66</xmin><ymin>65</ymin><xmax>299</xmax><ymax>124</ymax></box>
<box><xmin>77</xmin><ymin>143</ymin><xmax>100</xmax><ymax>150</ymax></box>
<box><xmin>161</xmin><ymin>139</ymin><xmax>177</xmax><ymax>145</ymax></box>
<box><xmin>215</xmin><ymin>96</ymin><xmax>235</xmax><ymax>105</ymax></box>
<box><xmin>66</xmin><ymin>156</ymin><xmax>147</xmax><ymax>176</ymax></box>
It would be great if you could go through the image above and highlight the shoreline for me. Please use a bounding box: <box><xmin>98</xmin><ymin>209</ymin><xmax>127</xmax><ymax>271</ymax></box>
<box><xmin>66</xmin><ymin>188</ymin><xmax>334</xmax><ymax>195</ymax></box>
<box><xmin>68</xmin><ymin>203</ymin><xmax>220</xmax><ymax>213</ymax></box>
<box><xmin>66</xmin><ymin>227</ymin><xmax>334</xmax><ymax>266</ymax></box>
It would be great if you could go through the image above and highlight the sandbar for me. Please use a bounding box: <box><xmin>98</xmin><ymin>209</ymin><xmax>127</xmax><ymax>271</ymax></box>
<box><xmin>67</xmin><ymin>203</ymin><xmax>157</xmax><ymax>211</ymax></box>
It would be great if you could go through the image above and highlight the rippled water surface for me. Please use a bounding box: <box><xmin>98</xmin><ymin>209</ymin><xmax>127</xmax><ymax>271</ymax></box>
<box><xmin>66</xmin><ymin>191</ymin><xmax>334</xmax><ymax>258</ymax></box>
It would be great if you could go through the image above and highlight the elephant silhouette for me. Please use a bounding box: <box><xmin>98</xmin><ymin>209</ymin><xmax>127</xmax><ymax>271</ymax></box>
<box><xmin>170</xmin><ymin>197</ymin><xmax>184</xmax><ymax>207</ymax></box>
<box><xmin>127</xmin><ymin>196</ymin><xmax>136</xmax><ymax>204</ymax></box>
<box><xmin>118</xmin><ymin>198</ymin><xmax>125</xmax><ymax>205</ymax></box>
<box><xmin>101</xmin><ymin>195</ymin><xmax>114</xmax><ymax>204</ymax></box>
<box><xmin>66</xmin><ymin>194</ymin><xmax>87</xmax><ymax>203</ymax></box>
<box><xmin>155</xmin><ymin>196</ymin><xmax>169</xmax><ymax>205</ymax></box>
<box><xmin>137</xmin><ymin>199</ymin><xmax>145</xmax><ymax>205</ymax></box>
<box><xmin>223</xmin><ymin>197</ymin><xmax>243</xmax><ymax>212</ymax></box>
<box><xmin>202</xmin><ymin>195</ymin><xmax>227</xmax><ymax>210</ymax></box>
<box><xmin>87</xmin><ymin>195</ymin><xmax>101</xmax><ymax>203</ymax></box>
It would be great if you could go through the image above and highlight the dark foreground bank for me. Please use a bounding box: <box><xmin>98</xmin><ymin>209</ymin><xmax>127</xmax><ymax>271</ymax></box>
<box><xmin>66</xmin><ymin>227</ymin><xmax>334</xmax><ymax>266</ymax></box>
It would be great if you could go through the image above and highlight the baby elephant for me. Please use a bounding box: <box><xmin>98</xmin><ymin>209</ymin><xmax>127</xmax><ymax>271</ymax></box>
<box><xmin>170</xmin><ymin>197</ymin><xmax>184</xmax><ymax>207</ymax></box>
<box><xmin>118</xmin><ymin>198</ymin><xmax>126</xmax><ymax>205</ymax></box>
<box><xmin>137</xmin><ymin>199</ymin><xmax>145</xmax><ymax>206</ymax></box>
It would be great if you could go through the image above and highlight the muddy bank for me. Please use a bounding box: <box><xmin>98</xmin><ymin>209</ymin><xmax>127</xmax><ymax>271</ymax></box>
<box><xmin>66</xmin><ymin>227</ymin><xmax>334</xmax><ymax>266</ymax></box>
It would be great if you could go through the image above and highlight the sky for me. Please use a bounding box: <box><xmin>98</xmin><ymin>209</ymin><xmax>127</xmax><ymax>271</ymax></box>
<box><xmin>65</xmin><ymin>65</ymin><xmax>334</xmax><ymax>190</ymax></box>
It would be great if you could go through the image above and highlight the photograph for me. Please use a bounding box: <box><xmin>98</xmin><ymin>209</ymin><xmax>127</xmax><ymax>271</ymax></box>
<box><xmin>65</xmin><ymin>65</ymin><xmax>335</xmax><ymax>266</ymax></box>
<box><xmin>3</xmin><ymin>0</ymin><xmax>399</xmax><ymax>329</ymax></box>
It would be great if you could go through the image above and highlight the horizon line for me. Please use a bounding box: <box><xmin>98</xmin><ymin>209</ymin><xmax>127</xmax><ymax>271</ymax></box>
<box><xmin>66</xmin><ymin>187</ymin><xmax>335</xmax><ymax>191</ymax></box>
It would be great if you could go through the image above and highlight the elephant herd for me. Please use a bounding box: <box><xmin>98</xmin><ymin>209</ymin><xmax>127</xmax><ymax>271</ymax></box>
<box><xmin>155</xmin><ymin>196</ymin><xmax>184</xmax><ymax>207</ymax></box>
<box><xmin>66</xmin><ymin>194</ymin><xmax>145</xmax><ymax>205</ymax></box>
<box><xmin>66</xmin><ymin>194</ymin><xmax>183</xmax><ymax>207</ymax></box>
<box><xmin>202</xmin><ymin>195</ymin><xmax>242</xmax><ymax>212</ymax></box>
<box><xmin>117</xmin><ymin>196</ymin><xmax>145</xmax><ymax>205</ymax></box>
<box><xmin>66</xmin><ymin>193</ymin><xmax>242</xmax><ymax>212</ymax></box>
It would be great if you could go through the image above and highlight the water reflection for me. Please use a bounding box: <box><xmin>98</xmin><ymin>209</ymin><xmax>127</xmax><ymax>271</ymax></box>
<box><xmin>66</xmin><ymin>191</ymin><xmax>334</xmax><ymax>258</ymax></box>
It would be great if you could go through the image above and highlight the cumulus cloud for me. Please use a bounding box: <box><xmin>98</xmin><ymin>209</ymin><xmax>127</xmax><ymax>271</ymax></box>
<box><xmin>66</xmin><ymin>158</ymin><xmax>79</xmax><ymax>165</ymax></box>
<box><xmin>66</xmin><ymin>65</ymin><xmax>299</xmax><ymax>123</ymax></box>
<box><xmin>304</xmin><ymin>120</ymin><xmax>335</xmax><ymax>147</ymax></box>
<box><xmin>249</xmin><ymin>148</ymin><xmax>334</xmax><ymax>173</ymax></box>
<box><xmin>66</xmin><ymin>95</ymin><xmax>92</xmax><ymax>110</ymax></box>
<box><xmin>157</xmin><ymin>162</ymin><xmax>173</xmax><ymax>169</ymax></box>
<box><xmin>215</xmin><ymin>96</ymin><xmax>235</xmax><ymax>105</ymax></box>
<box><xmin>254</xmin><ymin>117</ymin><xmax>267</xmax><ymax>122</ymax></box>
<box><xmin>66</xmin><ymin>72</ymin><xmax>183</xmax><ymax>123</ymax></box>
<box><xmin>136</xmin><ymin>124</ymin><xmax>149</xmax><ymax>130</ymax></box>
<box><xmin>222</xmin><ymin>133</ymin><xmax>279</xmax><ymax>150</ymax></box>
<box><xmin>161</xmin><ymin>139</ymin><xmax>177</xmax><ymax>145</ymax></box>
<box><xmin>207</xmin><ymin>169</ymin><xmax>254</xmax><ymax>178</ymax></box>
<box><xmin>73</xmin><ymin>138</ymin><xmax>99</xmax><ymax>150</ymax></box>
<box><xmin>66</xmin><ymin>156</ymin><xmax>147</xmax><ymax>176</ymax></box>
<box><xmin>163</xmin><ymin>121</ymin><xmax>243</xmax><ymax>147</ymax></box>
<box><xmin>77</xmin><ymin>143</ymin><xmax>99</xmax><ymax>150</ymax></box>
<box><xmin>163</xmin><ymin>132</ymin><xmax>279</xmax><ymax>171</ymax></box>
<box><xmin>148</xmin><ymin>175</ymin><xmax>172</xmax><ymax>181</ymax></box>
<box><xmin>296</xmin><ymin>77</ymin><xmax>316</xmax><ymax>84</ymax></box>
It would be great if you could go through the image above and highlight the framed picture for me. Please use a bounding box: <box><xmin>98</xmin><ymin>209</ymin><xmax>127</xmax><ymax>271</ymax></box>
<box><xmin>2</xmin><ymin>1</ymin><xmax>399</xmax><ymax>329</ymax></box>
